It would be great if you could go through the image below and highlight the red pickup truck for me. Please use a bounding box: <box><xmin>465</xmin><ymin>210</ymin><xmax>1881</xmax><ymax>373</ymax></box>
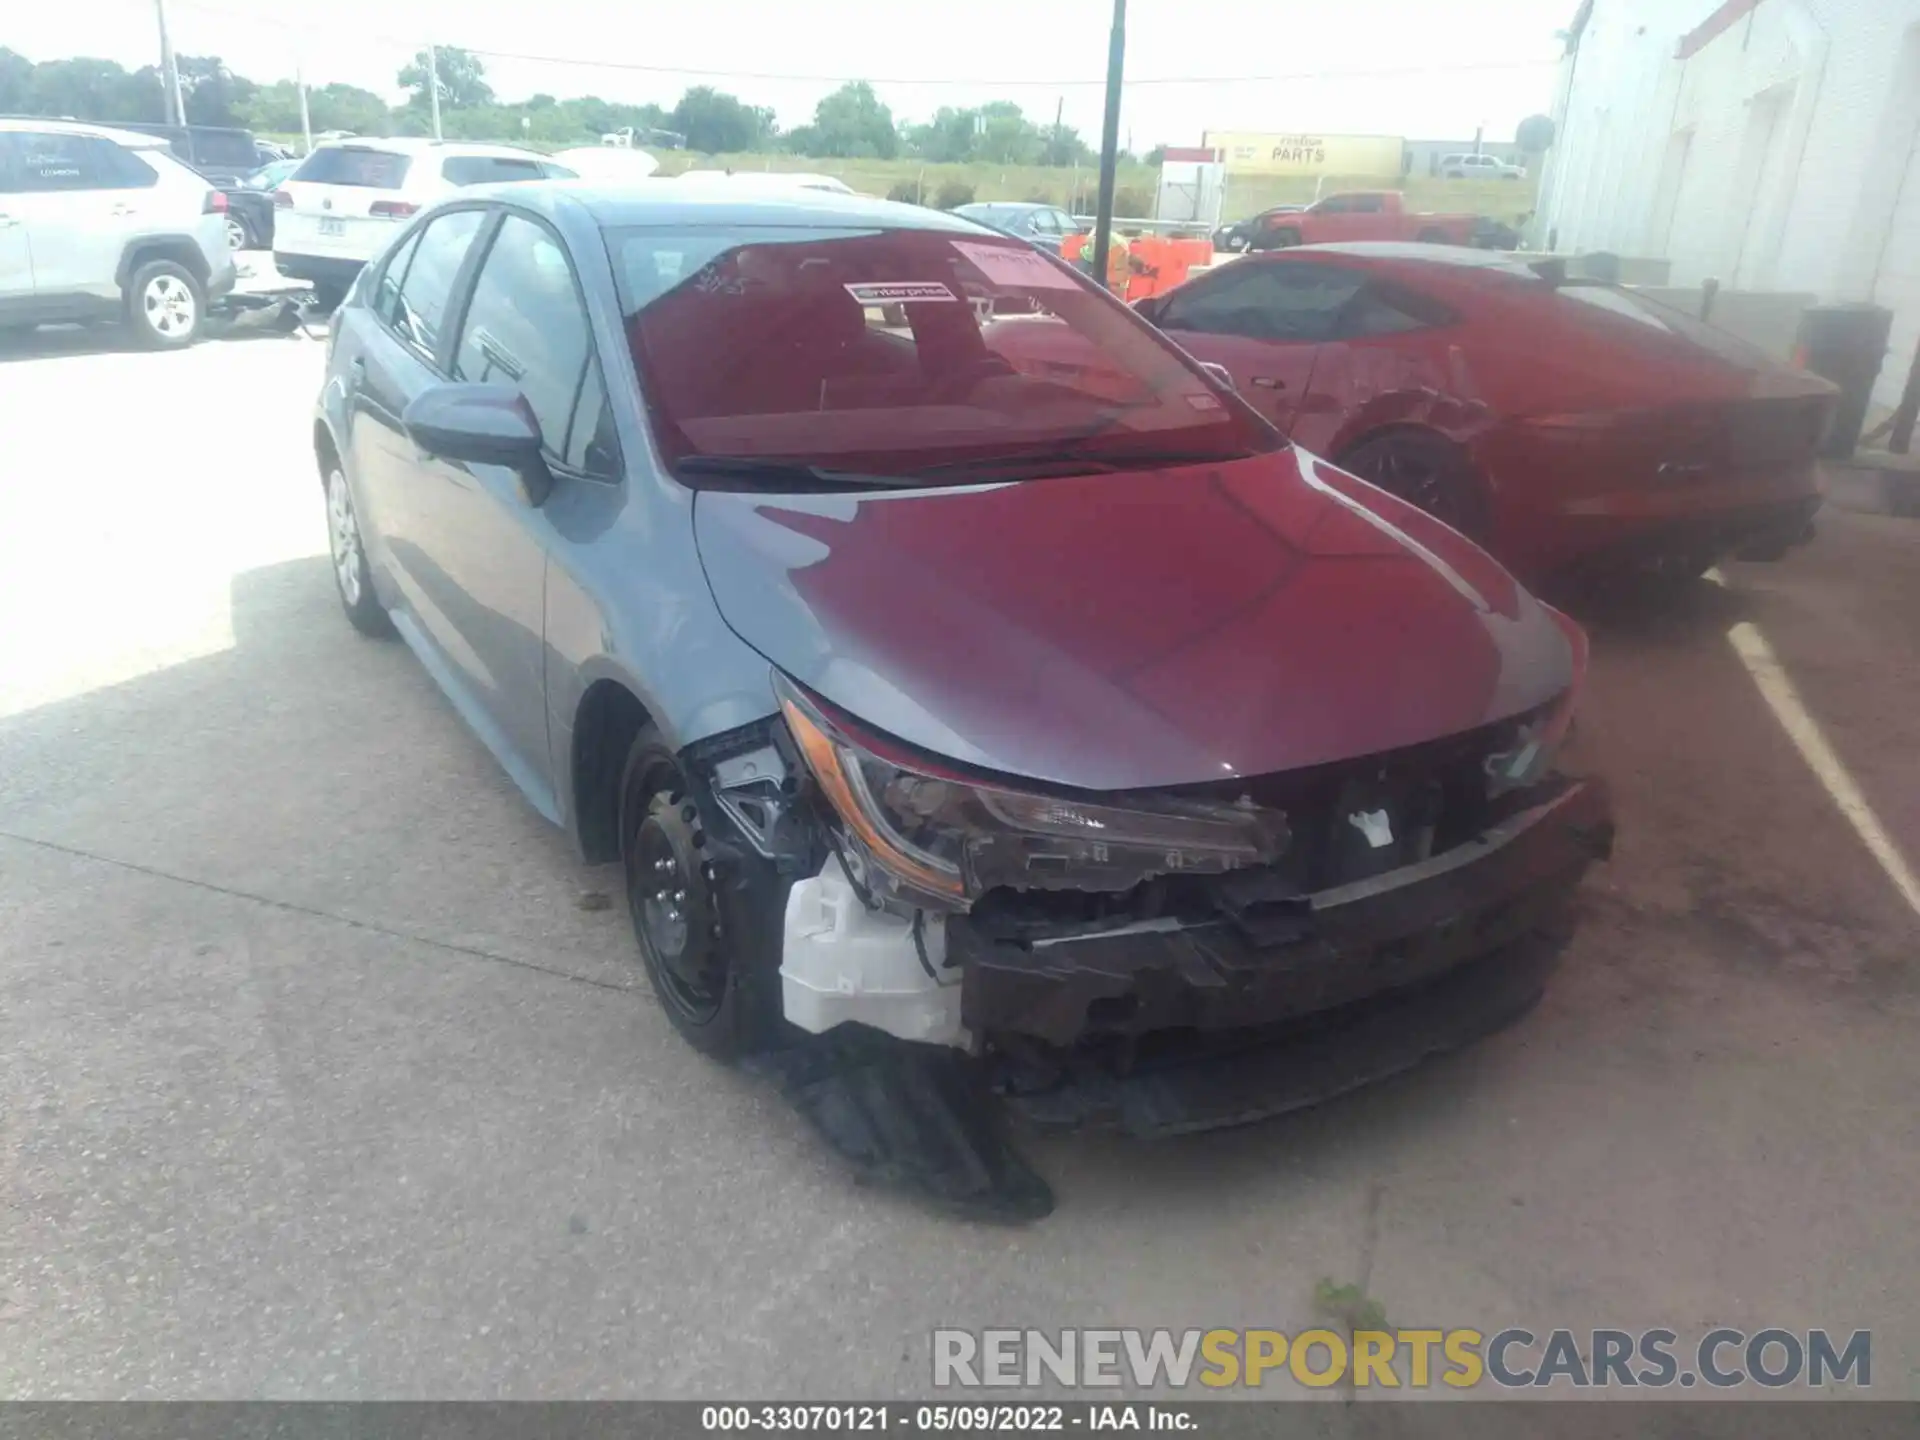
<box><xmin>1245</xmin><ymin>191</ymin><xmax>1479</xmax><ymax>250</ymax></box>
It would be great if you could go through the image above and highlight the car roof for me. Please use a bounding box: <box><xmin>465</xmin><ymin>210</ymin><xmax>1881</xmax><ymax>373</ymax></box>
<box><xmin>1283</xmin><ymin>241</ymin><xmax>1539</xmax><ymax>277</ymax></box>
<box><xmin>484</xmin><ymin>181</ymin><xmax>996</xmax><ymax>235</ymax></box>
<box><xmin>0</xmin><ymin>116</ymin><xmax>171</xmax><ymax>149</ymax></box>
<box><xmin>314</xmin><ymin>137</ymin><xmax>548</xmax><ymax>159</ymax></box>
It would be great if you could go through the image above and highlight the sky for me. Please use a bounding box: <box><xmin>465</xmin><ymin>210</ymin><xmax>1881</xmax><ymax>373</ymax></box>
<box><xmin>14</xmin><ymin>0</ymin><xmax>1573</xmax><ymax>148</ymax></box>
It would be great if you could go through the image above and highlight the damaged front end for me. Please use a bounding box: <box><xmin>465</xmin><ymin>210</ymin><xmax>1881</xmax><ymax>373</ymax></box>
<box><xmin>681</xmin><ymin>658</ymin><xmax>1611</xmax><ymax>1216</ymax></box>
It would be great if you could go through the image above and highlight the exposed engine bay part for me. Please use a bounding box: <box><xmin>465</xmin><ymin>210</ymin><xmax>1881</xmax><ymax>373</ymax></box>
<box><xmin>745</xmin><ymin>1029</ymin><xmax>1054</xmax><ymax>1222</ymax></box>
<box><xmin>781</xmin><ymin>856</ymin><xmax>967</xmax><ymax>1049</ymax></box>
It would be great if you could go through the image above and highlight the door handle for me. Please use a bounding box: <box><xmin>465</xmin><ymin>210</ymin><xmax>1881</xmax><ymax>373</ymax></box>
<box><xmin>111</xmin><ymin>204</ymin><xmax>138</xmax><ymax>217</ymax></box>
<box><xmin>1250</xmin><ymin>376</ymin><xmax>1286</xmax><ymax>390</ymax></box>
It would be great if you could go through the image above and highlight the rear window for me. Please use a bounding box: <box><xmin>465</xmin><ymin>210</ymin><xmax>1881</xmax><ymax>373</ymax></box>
<box><xmin>188</xmin><ymin>130</ymin><xmax>259</xmax><ymax>173</ymax></box>
<box><xmin>612</xmin><ymin>225</ymin><xmax>1273</xmax><ymax>478</ymax></box>
<box><xmin>293</xmin><ymin>147</ymin><xmax>412</xmax><ymax>189</ymax></box>
<box><xmin>1555</xmin><ymin>283</ymin><xmax>1774</xmax><ymax>364</ymax></box>
<box><xmin>440</xmin><ymin>155</ymin><xmax>546</xmax><ymax>186</ymax></box>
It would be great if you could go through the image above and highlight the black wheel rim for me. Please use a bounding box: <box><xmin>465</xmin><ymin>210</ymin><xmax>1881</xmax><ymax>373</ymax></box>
<box><xmin>624</xmin><ymin>774</ymin><xmax>725</xmax><ymax>1024</ymax></box>
<box><xmin>1352</xmin><ymin>443</ymin><xmax>1472</xmax><ymax>531</ymax></box>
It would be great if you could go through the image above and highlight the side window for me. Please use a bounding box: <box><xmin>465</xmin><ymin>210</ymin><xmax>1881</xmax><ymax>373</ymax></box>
<box><xmin>94</xmin><ymin>141</ymin><xmax>160</xmax><ymax>190</ymax></box>
<box><xmin>388</xmin><ymin>209</ymin><xmax>486</xmax><ymax>360</ymax></box>
<box><xmin>565</xmin><ymin>358</ymin><xmax>620</xmax><ymax>478</ymax></box>
<box><xmin>1160</xmin><ymin>263</ymin><xmax>1366</xmax><ymax>344</ymax></box>
<box><xmin>1339</xmin><ymin>286</ymin><xmax>1432</xmax><ymax>339</ymax></box>
<box><xmin>372</xmin><ymin>229</ymin><xmax>424</xmax><ymax>328</ymax></box>
<box><xmin>1313</xmin><ymin>196</ymin><xmax>1351</xmax><ymax>215</ymax></box>
<box><xmin>452</xmin><ymin>214</ymin><xmax>605</xmax><ymax>472</ymax></box>
<box><xmin>11</xmin><ymin>131</ymin><xmax>106</xmax><ymax>192</ymax></box>
<box><xmin>1351</xmin><ymin>194</ymin><xmax>1386</xmax><ymax>214</ymax></box>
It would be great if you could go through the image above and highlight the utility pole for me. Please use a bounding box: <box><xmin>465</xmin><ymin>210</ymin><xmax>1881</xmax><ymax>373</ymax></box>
<box><xmin>1089</xmin><ymin>0</ymin><xmax>1127</xmax><ymax>290</ymax></box>
<box><xmin>296</xmin><ymin>65</ymin><xmax>313</xmax><ymax>154</ymax></box>
<box><xmin>154</xmin><ymin>0</ymin><xmax>185</xmax><ymax>126</ymax></box>
<box><xmin>1052</xmin><ymin>95</ymin><xmax>1064</xmax><ymax>167</ymax></box>
<box><xmin>427</xmin><ymin>42</ymin><xmax>443</xmax><ymax>140</ymax></box>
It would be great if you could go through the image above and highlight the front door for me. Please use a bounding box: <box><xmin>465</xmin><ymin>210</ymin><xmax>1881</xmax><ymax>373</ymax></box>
<box><xmin>0</xmin><ymin>137</ymin><xmax>33</xmax><ymax>303</ymax></box>
<box><xmin>4</xmin><ymin>131</ymin><xmax>145</xmax><ymax>300</ymax></box>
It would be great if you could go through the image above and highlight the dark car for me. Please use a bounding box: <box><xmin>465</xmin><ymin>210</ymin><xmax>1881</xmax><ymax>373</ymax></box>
<box><xmin>314</xmin><ymin>187</ymin><xmax>1610</xmax><ymax>1200</ymax></box>
<box><xmin>1135</xmin><ymin>243</ymin><xmax>1835</xmax><ymax>590</ymax></box>
<box><xmin>1212</xmin><ymin>204</ymin><xmax>1304</xmax><ymax>253</ymax></box>
<box><xmin>112</xmin><ymin>122</ymin><xmax>265</xmax><ymax>182</ymax></box>
<box><xmin>951</xmin><ymin>201</ymin><xmax>1080</xmax><ymax>254</ymax></box>
<box><xmin>218</xmin><ymin>158</ymin><xmax>298</xmax><ymax>250</ymax></box>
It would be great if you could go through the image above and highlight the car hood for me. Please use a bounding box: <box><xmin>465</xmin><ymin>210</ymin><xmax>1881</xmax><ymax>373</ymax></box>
<box><xmin>692</xmin><ymin>447</ymin><xmax>1575</xmax><ymax>792</ymax></box>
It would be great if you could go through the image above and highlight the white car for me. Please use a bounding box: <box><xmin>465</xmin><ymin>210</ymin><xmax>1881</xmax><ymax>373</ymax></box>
<box><xmin>0</xmin><ymin>118</ymin><xmax>237</xmax><ymax>348</ymax></box>
<box><xmin>671</xmin><ymin>170</ymin><xmax>857</xmax><ymax>195</ymax></box>
<box><xmin>1440</xmin><ymin>152</ymin><xmax>1526</xmax><ymax>180</ymax></box>
<box><xmin>548</xmin><ymin>146</ymin><xmax>661</xmax><ymax>182</ymax></box>
<box><xmin>272</xmin><ymin>139</ymin><xmax>574</xmax><ymax>306</ymax></box>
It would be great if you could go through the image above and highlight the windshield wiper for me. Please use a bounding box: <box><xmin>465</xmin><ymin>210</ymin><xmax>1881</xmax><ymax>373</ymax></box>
<box><xmin>673</xmin><ymin>455</ymin><xmax>911</xmax><ymax>491</ymax></box>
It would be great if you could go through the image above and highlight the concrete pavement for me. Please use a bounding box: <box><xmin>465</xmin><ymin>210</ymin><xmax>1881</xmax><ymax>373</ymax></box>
<box><xmin>2</xmin><ymin>330</ymin><xmax>1918</xmax><ymax>1398</ymax></box>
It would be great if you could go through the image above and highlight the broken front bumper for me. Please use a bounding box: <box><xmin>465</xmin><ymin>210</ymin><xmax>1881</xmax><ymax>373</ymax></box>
<box><xmin>952</xmin><ymin>777</ymin><xmax>1613</xmax><ymax>1050</ymax></box>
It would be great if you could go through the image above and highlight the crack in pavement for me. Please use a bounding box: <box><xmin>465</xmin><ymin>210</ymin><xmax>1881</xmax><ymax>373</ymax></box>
<box><xmin>0</xmin><ymin>829</ymin><xmax>639</xmax><ymax>997</ymax></box>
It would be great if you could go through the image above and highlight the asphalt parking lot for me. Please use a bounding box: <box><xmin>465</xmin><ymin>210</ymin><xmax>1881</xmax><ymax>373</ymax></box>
<box><xmin>3</xmin><ymin>322</ymin><xmax>1919</xmax><ymax>1400</ymax></box>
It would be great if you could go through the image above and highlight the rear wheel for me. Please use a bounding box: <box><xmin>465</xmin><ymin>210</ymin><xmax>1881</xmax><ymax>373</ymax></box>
<box><xmin>619</xmin><ymin>731</ymin><xmax>789</xmax><ymax>1060</ymax></box>
<box><xmin>1337</xmin><ymin>431</ymin><xmax>1487</xmax><ymax>537</ymax></box>
<box><xmin>125</xmin><ymin>260</ymin><xmax>203</xmax><ymax>349</ymax></box>
<box><xmin>225</xmin><ymin>214</ymin><xmax>250</xmax><ymax>251</ymax></box>
<box><xmin>325</xmin><ymin>463</ymin><xmax>393</xmax><ymax>636</ymax></box>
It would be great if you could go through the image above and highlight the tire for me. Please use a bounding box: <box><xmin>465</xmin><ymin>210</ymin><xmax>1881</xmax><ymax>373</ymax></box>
<box><xmin>323</xmin><ymin>461</ymin><xmax>393</xmax><ymax>637</ymax></box>
<box><xmin>1337</xmin><ymin>431</ymin><xmax>1488</xmax><ymax>537</ymax></box>
<box><xmin>224</xmin><ymin>214</ymin><xmax>250</xmax><ymax>251</ymax></box>
<box><xmin>311</xmin><ymin>282</ymin><xmax>348</xmax><ymax>313</ymax></box>
<box><xmin>125</xmin><ymin>260</ymin><xmax>204</xmax><ymax>350</ymax></box>
<box><xmin>619</xmin><ymin>729</ymin><xmax>790</xmax><ymax>1060</ymax></box>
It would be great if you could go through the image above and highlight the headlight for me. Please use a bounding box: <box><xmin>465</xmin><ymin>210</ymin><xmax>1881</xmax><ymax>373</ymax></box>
<box><xmin>775</xmin><ymin>676</ymin><xmax>1290</xmax><ymax>912</ymax></box>
<box><xmin>1486</xmin><ymin>604</ymin><xmax>1588</xmax><ymax>796</ymax></box>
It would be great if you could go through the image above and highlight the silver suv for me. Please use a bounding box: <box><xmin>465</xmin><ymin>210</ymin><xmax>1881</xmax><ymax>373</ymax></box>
<box><xmin>0</xmin><ymin>119</ymin><xmax>237</xmax><ymax>348</ymax></box>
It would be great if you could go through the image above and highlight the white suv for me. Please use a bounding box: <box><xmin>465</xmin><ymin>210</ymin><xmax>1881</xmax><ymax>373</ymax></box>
<box><xmin>273</xmin><ymin>139</ymin><xmax>575</xmax><ymax>306</ymax></box>
<box><xmin>1440</xmin><ymin>152</ymin><xmax>1526</xmax><ymax>180</ymax></box>
<box><xmin>0</xmin><ymin>118</ymin><xmax>237</xmax><ymax>348</ymax></box>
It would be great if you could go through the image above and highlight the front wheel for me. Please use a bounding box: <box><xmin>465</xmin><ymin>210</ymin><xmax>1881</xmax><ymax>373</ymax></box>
<box><xmin>1337</xmin><ymin>431</ymin><xmax>1487</xmax><ymax>537</ymax></box>
<box><xmin>225</xmin><ymin>214</ymin><xmax>250</xmax><ymax>251</ymax></box>
<box><xmin>620</xmin><ymin>731</ymin><xmax>790</xmax><ymax>1060</ymax></box>
<box><xmin>125</xmin><ymin>260</ymin><xmax>203</xmax><ymax>349</ymax></box>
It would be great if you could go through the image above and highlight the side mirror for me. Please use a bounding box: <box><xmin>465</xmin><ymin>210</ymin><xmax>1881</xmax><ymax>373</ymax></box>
<box><xmin>1198</xmin><ymin>361</ymin><xmax>1236</xmax><ymax>391</ymax></box>
<box><xmin>402</xmin><ymin>383</ymin><xmax>553</xmax><ymax>505</ymax></box>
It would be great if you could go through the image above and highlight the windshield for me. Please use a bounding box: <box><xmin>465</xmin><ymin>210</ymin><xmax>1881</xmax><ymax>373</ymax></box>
<box><xmin>610</xmin><ymin>224</ymin><xmax>1273</xmax><ymax>481</ymax></box>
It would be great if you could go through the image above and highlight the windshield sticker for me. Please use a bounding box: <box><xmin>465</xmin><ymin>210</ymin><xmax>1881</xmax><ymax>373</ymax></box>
<box><xmin>844</xmin><ymin>282</ymin><xmax>957</xmax><ymax>304</ymax></box>
<box><xmin>952</xmin><ymin>240</ymin><xmax>1078</xmax><ymax>290</ymax></box>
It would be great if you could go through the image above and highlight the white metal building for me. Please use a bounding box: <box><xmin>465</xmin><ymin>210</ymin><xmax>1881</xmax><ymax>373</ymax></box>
<box><xmin>1536</xmin><ymin>0</ymin><xmax>1920</xmax><ymax>407</ymax></box>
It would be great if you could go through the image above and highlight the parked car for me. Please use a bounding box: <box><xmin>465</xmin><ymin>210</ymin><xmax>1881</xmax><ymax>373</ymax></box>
<box><xmin>549</xmin><ymin>146</ymin><xmax>660</xmax><ymax>181</ymax></box>
<box><xmin>1442</xmin><ymin>152</ymin><xmax>1525</xmax><ymax>180</ymax></box>
<box><xmin>0</xmin><ymin>118</ymin><xmax>236</xmax><ymax>347</ymax></box>
<box><xmin>1134</xmin><ymin>243</ymin><xmax>1835</xmax><ymax>587</ymax></box>
<box><xmin>1247</xmin><ymin>191</ymin><xmax>1479</xmax><ymax>249</ymax></box>
<box><xmin>273</xmin><ymin>139</ymin><xmax>574</xmax><ymax>307</ymax></box>
<box><xmin>1212</xmin><ymin>204</ymin><xmax>1304</xmax><ymax>253</ymax></box>
<box><xmin>112</xmin><ymin>122</ymin><xmax>266</xmax><ymax>182</ymax></box>
<box><xmin>313</xmin><ymin>186</ymin><xmax>1611</xmax><ymax>1186</ymax></box>
<box><xmin>952</xmin><ymin>201</ymin><xmax>1080</xmax><ymax>255</ymax></box>
<box><xmin>220</xmin><ymin>157</ymin><xmax>298</xmax><ymax>250</ymax></box>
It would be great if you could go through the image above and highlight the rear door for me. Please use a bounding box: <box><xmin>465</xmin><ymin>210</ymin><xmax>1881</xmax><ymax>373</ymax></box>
<box><xmin>4</xmin><ymin>131</ymin><xmax>160</xmax><ymax>298</ymax></box>
<box><xmin>1154</xmin><ymin>259</ymin><xmax>1366</xmax><ymax>432</ymax></box>
<box><xmin>277</xmin><ymin>145</ymin><xmax>416</xmax><ymax>263</ymax></box>
<box><xmin>343</xmin><ymin>206</ymin><xmax>490</xmax><ymax>640</ymax></box>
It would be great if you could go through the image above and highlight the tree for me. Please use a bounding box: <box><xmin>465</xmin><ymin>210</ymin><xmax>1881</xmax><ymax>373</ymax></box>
<box><xmin>907</xmin><ymin>107</ymin><xmax>979</xmax><ymax>163</ymax></box>
<box><xmin>806</xmin><ymin>81</ymin><xmax>898</xmax><ymax>159</ymax></box>
<box><xmin>670</xmin><ymin>85</ymin><xmax>772</xmax><ymax>153</ymax></box>
<box><xmin>975</xmin><ymin>101</ymin><xmax>1040</xmax><ymax>165</ymax></box>
<box><xmin>0</xmin><ymin>47</ymin><xmax>33</xmax><ymax>113</ymax></box>
<box><xmin>1143</xmin><ymin>144</ymin><xmax>1167</xmax><ymax>165</ymax></box>
<box><xmin>1516</xmin><ymin>114</ymin><xmax>1556</xmax><ymax>154</ymax></box>
<box><xmin>27</xmin><ymin>57</ymin><xmax>161</xmax><ymax>123</ymax></box>
<box><xmin>398</xmin><ymin>45</ymin><xmax>493</xmax><ymax>111</ymax></box>
<box><xmin>177</xmin><ymin>55</ymin><xmax>255</xmax><ymax>127</ymax></box>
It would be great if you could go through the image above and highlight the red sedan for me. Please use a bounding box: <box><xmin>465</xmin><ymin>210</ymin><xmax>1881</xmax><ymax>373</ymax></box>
<box><xmin>1132</xmin><ymin>243</ymin><xmax>1837</xmax><ymax>590</ymax></box>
